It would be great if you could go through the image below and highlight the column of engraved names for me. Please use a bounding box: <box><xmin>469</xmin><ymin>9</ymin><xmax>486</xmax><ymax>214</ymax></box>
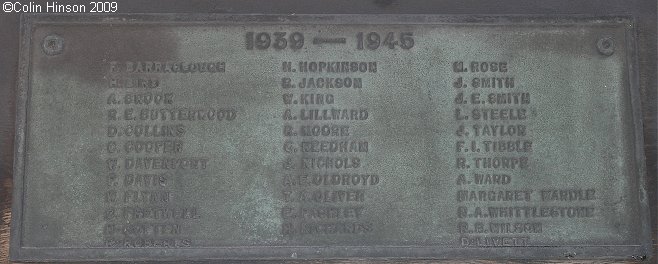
<box><xmin>451</xmin><ymin>60</ymin><xmax>600</xmax><ymax>246</ymax></box>
<box><xmin>102</xmin><ymin>61</ymin><xmax>232</xmax><ymax>248</ymax></box>
<box><xmin>280</xmin><ymin>61</ymin><xmax>379</xmax><ymax>236</ymax></box>
<box><xmin>452</xmin><ymin>61</ymin><xmax>536</xmax><ymax>247</ymax></box>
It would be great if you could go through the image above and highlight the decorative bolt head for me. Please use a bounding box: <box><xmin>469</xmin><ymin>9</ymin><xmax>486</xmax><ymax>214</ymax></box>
<box><xmin>42</xmin><ymin>35</ymin><xmax>64</xmax><ymax>56</ymax></box>
<box><xmin>597</xmin><ymin>37</ymin><xmax>615</xmax><ymax>56</ymax></box>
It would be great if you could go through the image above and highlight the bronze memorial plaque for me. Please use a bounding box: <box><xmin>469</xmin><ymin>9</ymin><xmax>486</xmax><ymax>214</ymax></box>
<box><xmin>10</xmin><ymin>14</ymin><xmax>651</xmax><ymax>261</ymax></box>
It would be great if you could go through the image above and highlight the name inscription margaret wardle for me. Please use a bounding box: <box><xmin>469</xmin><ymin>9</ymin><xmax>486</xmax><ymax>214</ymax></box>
<box><xmin>10</xmin><ymin>15</ymin><xmax>650</xmax><ymax>261</ymax></box>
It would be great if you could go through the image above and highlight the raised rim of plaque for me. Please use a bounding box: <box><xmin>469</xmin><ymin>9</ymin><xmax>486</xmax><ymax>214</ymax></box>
<box><xmin>10</xmin><ymin>14</ymin><xmax>651</xmax><ymax>262</ymax></box>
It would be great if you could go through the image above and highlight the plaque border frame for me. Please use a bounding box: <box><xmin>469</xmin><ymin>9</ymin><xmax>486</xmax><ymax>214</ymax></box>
<box><xmin>10</xmin><ymin>13</ymin><xmax>652</xmax><ymax>262</ymax></box>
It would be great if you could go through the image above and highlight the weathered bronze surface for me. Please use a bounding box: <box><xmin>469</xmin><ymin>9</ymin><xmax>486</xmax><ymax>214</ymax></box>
<box><xmin>9</xmin><ymin>14</ymin><xmax>651</xmax><ymax>261</ymax></box>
